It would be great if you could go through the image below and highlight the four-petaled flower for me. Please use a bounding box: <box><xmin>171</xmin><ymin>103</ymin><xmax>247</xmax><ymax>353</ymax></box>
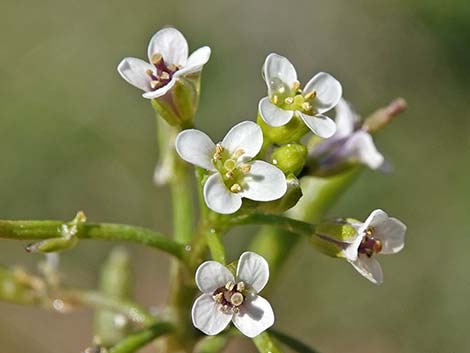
<box><xmin>175</xmin><ymin>121</ymin><xmax>287</xmax><ymax>214</ymax></box>
<box><xmin>192</xmin><ymin>252</ymin><xmax>274</xmax><ymax>337</ymax></box>
<box><xmin>117</xmin><ymin>27</ymin><xmax>211</xmax><ymax>99</ymax></box>
<box><xmin>259</xmin><ymin>53</ymin><xmax>342</xmax><ymax>138</ymax></box>
<box><xmin>309</xmin><ymin>98</ymin><xmax>384</xmax><ymax>175</ymax></box>
<box><xmin>344</xmin><ymin>209</ymin><xmax>406</xmax><ymax>285</ymax></box>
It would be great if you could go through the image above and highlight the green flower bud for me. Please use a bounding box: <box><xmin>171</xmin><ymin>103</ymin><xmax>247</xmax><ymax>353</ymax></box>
<box><xmin>309</xmin><ymin>218</ymin><xmax>359</xmax><ymax>258</ymax></box>
<box><xmin>255</xmin><ymin>175</ymin><xmax>302</xmax><ymax>213</ymax></box>
<box><xmin>271</xmin><ymin>143</ymin><xmax>307</xmax><ymax>176</ymax></box>
<box><xmin>257</xmin><ymin>113</ymin><xmax>309</xmax><ymax>145</ymax></box>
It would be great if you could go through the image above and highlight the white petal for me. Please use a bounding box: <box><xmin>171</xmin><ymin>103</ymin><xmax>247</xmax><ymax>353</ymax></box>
<box><xmin>221</xmin><ymin>121</ymin><xmax>263</xmax><ymax>159</ymax></box>
<box><xmin>349</xmin><ymin>255</ymin><xmax>383</xmax><ymax>285</ymax></box>
<box><xmin>345</xmin><ymin>131</ymin><xmax>384</xmax><ymax>169</ymax></box>
<box><xmin>240</xmin><ymin>161</ymin><xmax>287</xmax><ymax>202</ymax></box>
<box><xmin>364</xmin><ymin>209</ymin><xmax>406</xmax><ymax>254</ymax></box>
<box><xmin>192</xmin><ymin>294</ymin><xmax>233</xmax><ymax>336</ymax></box>
<box><xmin>232</xmin><ymin>295</ymin><xmax>274</xmax><ymax>338</ymax></box>
<box><xmin>203</xmin><ymin>173</ymin><xmax>242</xmax><ymax>214</ymax></box>
<box><xmin>236</xmin><ymin>252</ymin><xmax>269</xmax><ymax>293</ymax></box>
<box><xmin>147</xmin><ymin>27</ymin><xmax>188</xmax><ymax>67</ymax></box>
<box><xmin>303</xmin><ymin>72</ymin><xmax>342</xmax><ymax>114</ymax></box>
<box><xmin>258</xmin><ymin>97</ymin><xmax>294</xmax><ymax>127</ymax></box>
<box><xmin>262</xmin><ymin>53</ymin><xmax>297</xmax><ymax>91</ymax></box>
<box><xmin>195</xmin><ymin>261</ymin><xmax>235</xmax><ymax>293</ymax></box>
<box><xmin>175</xmin><ymin>46</ymin><xmax>211</xmax><ymax>77</ymax></box>
<box><xmin>117</xmin><ymin>57</ymin><xmax>154</xmax><ymax>92</ymax></box>
<box><xmin>334</xmin><ymin>98</ymin><xmax>359</xmax><ymax>138</ymax></box>
<box><xmin>142</xmin><ymin>79</ymin><xmax>176</xmax><ymax>99</ymax></box>
<box><xmin>299</xmin><ymin>112</ymin><xmax>336</xmax><ymax>138</ymax></box>
<box><xmin>343</xmin><ymin>233</ymin><xmax>364</xmax><ymax>262</ymax></box>
<box><xmin>175</xmin><ymin>129</ymin><xmax>216</xmax><ymax>171</ymax></box>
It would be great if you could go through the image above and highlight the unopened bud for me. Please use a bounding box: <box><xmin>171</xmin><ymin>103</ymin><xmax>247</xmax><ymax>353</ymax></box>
<box><xmin>271</xmin><ymin>143</ymin><xmax>307</xmax><ymax>176</ymax></box>
<box><xmin>363</xmin><ymin>98</ymin><xmax>407</xmax><ymax>134</ymax></box>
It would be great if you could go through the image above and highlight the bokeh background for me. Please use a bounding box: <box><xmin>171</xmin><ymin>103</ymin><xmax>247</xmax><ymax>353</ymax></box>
<box><xmin>0</xmin><ymin>0</ymin><xmax>469</xmax><ymax>352</ymax></box>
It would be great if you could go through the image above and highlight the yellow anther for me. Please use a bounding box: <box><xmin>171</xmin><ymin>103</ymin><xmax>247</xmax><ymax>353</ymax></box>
<box><xmin>230</xmin><ymin>184</ymin><xmax>242</xmax><ymax>193</ymax></box>
<box><xmin>292</xmin><ymin>80</ymin><xmax>301</xmax><ymax>91</ymax></box>
<box><xmin>160</xmin><ymin>72</ymin><xmax>170</xmax><ymax>80</ymax></box>
<box><xmin>272</xmin><ymin>95</ymin><xmax>279</xmax><ymax>105</ymax></box>
<box><xmin>304</xmin><ymin>90</ymin><xmax>317</xmax><ymax>100</ymax></box>
<box><xmin>150</xmin><ymin>80</ymin><xmax>160</xmax><ymax>89</ymax></box>
<box><xmin>213</xmin><ymin>292</ymin><xmax>223</xmax><ymax>303</ymax></box>
<box><xmin>230</xmin><ymin>292</ymin><xmax>244</xmax><ymax>306</ymax></box>
<box><xmin>145</xmin><ymin>69</ymin><xmax>154</xmax><ymax>77</ymax></box>
<box><xmin>236</xmin><ymin>281</ymin><xmax>245</xmax><ymax>291</ymax></box>
<box><xmin>284</xmin><ymin>97</ymin><xmax>294</xmax><ymax>105</ymax></box>
<box><xmin>301</xmin><ymin>102</ymin><xmax>312</xmax><ymax>111</ymax></box>
<box><xmin>167</xmin><ymin>64</ymin><xmax>178</xmax><ymax>72</ymax></box>
<box><xmin>233</xmin><ymin>149</ymin><xmax>245</xmax><ymax>159</ymax></box>
<box><xmin>216</xmin><ymin>144</ymin><xmax>224</xmax><ymax>154</ymax></box>
<box><xmin>240</xmin><ymin>164</ymin><xmax>251</xmax><ymax>174</ymax></box>
<box><xmin>225</xmin><ymin>171</ymin><xmax>234</xmax><ymax>179</ymax></box>
<box><xmin>151</xmin><ymin>53</ymin><xmax>163</xmax><ymax>65</ymax></box>
<box><xmin>225</xmin><ymin>281</ymin><xmax>235</xmax><ymax>291</ymax></box>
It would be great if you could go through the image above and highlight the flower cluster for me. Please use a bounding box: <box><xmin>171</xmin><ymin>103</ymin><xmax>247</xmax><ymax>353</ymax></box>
<box><xmin>117</xmin><ymin>27</ymin><xmax>408</xmax><ymax>340</ymax></box>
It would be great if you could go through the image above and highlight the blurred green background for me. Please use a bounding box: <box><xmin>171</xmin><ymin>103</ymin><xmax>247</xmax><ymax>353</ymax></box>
<box><xmin>0</xmin><ymin>0</ymin><xmax>469</xmax><ymax>352</ymax></box>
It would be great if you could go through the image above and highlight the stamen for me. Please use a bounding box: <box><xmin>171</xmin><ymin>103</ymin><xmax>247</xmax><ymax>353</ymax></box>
<box><xmin>225</xmin><ymin>171</ymin><xmax>234</xmax><ymax>179</ymax></box>
<box><xmin>230</xmin><ymin>184</ymin><xmax>242</xmax><ymax>193</ymax></box>
<box><xmin>225</xmin><ymin>281</ymin><xmax>235</xmax><ymax>291</ymax></box>
<box><xmin>215</xmin><ymin>144</ymin><xmax>224</xmax><ymax>154</ymax></box>
<box><xmin>151</xmin><ymin>53</ymin><xmax>163</xmax><ymax>65</ymax></box>
<box><xmin>292</xmin><ymin>80</ymin><xmax>301</xmax><ymax>91</ymax></box>
<box><xmin>304</xmin><ymin>90</ymin><xmax>316</xmax><ymax>100</ymax></box>
<box><xmin>301</xmin><ymin>102</ymin><xmax>312</xmax><ymax>111</ymax></box>
<box><xmin>213</xmin><ymin>292</ymin><xmax>223</xmax><ymax>303</ymax></box>
<box><xmin>150</xmin><ymin>80</ymin><xmax>160</xmax><ymax>89</ymax></box>
<box><xmin>233</xmin><ymin>149</ymin><xmax>245</xmax><ymax>159</ymax></box>
<box><xmin>284</xmin><ymin>97</ymin><xmax>294</xmax><ymax>105</ymax></box>
<box><xmin>272</xmin><ymin>95</ymin><xmax>279</xmax><ymax>105</ymax></box>
<box><xmin>167</xmin><ymin>64</ymin><xmax>178</xmax><ymax>72</ymax></box>
<box><xmin>236</xmin><ymin>281</ymin><xmax>245</xmax><ymax>291</ymax></box>
<box><xmin>145</xmin><ymin>69</ymin><xmax>154</xmax><ymax>77</ymax></box>
<box><xmin>240</xmin><ymin>164</ymin><xmax>251</xmax><ymax>174</ymax></box>
<box><xmin>160</xmin><ymin>72</ymin><xmax>170</xmax><ymax>80</ymax></box>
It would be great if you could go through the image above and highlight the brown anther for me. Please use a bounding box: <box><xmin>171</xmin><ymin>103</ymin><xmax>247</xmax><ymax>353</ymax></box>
<box><xmin>373</xmin><ymin>239</ymin><xmax>383</xmax><ymax>253</ymax></box>
<box><xmin>160</xmin><ymin>72</ymin><xmax>170</xmax><ymax>80</ymax></box>
<box><xmin>151</xmin><ymin>53</ymin><xmax>163</xmax><ymax>65</ymax></box>
<box><xmin>225</xmin><ymin>281</ymin><xmax>235</xmax><ymax>291</ymax></box>
<box><xmin>240</xmin><ymin>164</ymin><xmax>251</xmax><ymax>174</ymax></box>
<box><xmin>285</xmin><ymin>97</ymin><xmax>294</xmax><ymax>105</ymax></box>
<box><xmin>304</xmin><ymin>90</ymin><xmax>316</xmax><ymax>100</ymax></box>
<box><xmin>230</xmin><ymin>184</ymin><xmax>242</xmax><ymax>193</ymax></box>
<box><xmin>167</xmin><ymin>64</ymin><xmax>178</xmax><ymax>72</ymax></box>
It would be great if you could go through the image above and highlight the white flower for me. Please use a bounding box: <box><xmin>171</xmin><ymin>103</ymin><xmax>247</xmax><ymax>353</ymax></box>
<box><xmin>344</xmin><ymin>209</ymin><xmax>406</xmax><ymax>285</ymax></box>
<box><xmin>117</xmin><ymin>27</ymin><xmax>211</xmax><ymax>99</ymax></box>
<box><xmin>192</xmin><ymin>252</ymin><xmax>274</xmax><ymax>337</ymax></box>
<box><xmin>310</xmin><ymin>98</ymin><xmax>384</xmax><ymax>172</ymax></box>
<box><xmin>175</xmin><ymin>121</ymin><xmax>287</xmax><ymax>214</ymax></box>
<box><xmin>258</xmin><ymin>53</ymin><xmax>342</xmax><ymax>138</ymax></box>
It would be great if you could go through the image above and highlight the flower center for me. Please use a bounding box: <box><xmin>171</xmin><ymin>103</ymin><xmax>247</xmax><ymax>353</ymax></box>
<box><xmin>145</xmin><ymin>53</ymin><xmax>181</xmax><ymax>91</ymax></box>
<box><xmin>269</xmin><ymin>80</ymin><xmax>316</xmax><ymax>114</ymax></box>
<box><xmin>212</xmin><ymin>144</ymin><xmax>251</xmax><ymax>193</ymax></box>
<box><xmin>212</xmin><ymin>281</ymin><xmax>246</xmax><ymax>314</ymax></box>
<box><xmin>358</xmin><ymin>228</ymin><xmax>383</xmax><ymax>257</ymax></box>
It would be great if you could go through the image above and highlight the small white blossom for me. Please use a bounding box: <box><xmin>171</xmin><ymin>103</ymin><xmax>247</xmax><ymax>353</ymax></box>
<box><xmin>344</xmin><ymin>209</ymin><xmax>406</xmax><ymax>285</ymax></box>
<box><xmin>175</xmin><ymin>121</ymin><xmax>287</xmax><ymax>214</ymax></box>
<box><xmin>192</xmin><ymin>252</ymin><xmax>274</xmax><ymax>337</ymax></box>
<box><xmin>310</xmin><ymin>98</ymin><xmax>384</xmax><ymax>171</ymax></box>
<box><xmin>117</xmin><ymin>27</ymin><xmax>211</xmax><ymax>99</ymax></box>
<box><xmin>258</xmin><ymin>53</ymin><xmax>342</xmax><ymax>138</ymax></box>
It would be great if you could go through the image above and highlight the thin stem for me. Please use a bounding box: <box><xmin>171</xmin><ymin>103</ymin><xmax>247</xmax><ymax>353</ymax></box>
<box><xmin>252</xmin><ymin>332</ymin><xmax>284</xmax><ymax>353</ymax></box>
<box><xmin>270</xmin><ymin>329</ymin><xmax>321</xmax><ymax>353</ymax></box>
<box><xmin>109</xmin><ymin>322</ymin><xmax>174</xmax><ymax>353</ymax></box>
<box><xmin>205</xmin><ymin>227</ymin><xmax>226</xmax><ymax>264</ymax></box>
<box><xmin>0</xmin><ymin>220</ymin><xmax>186</xmax><ymax>261</ymax></box>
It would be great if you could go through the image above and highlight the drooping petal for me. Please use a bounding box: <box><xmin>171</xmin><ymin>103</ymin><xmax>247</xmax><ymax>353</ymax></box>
<box><xmin>175</xmin><ymin>46</ymin><xmax>211</xmax><ymax>77</ymax></box>
<box><xmin>236</xmin><ymin>252</ymin><xmax>269</xmax><ymax>293</ymax></box>
<box><xmin>349</xmin><ymin>255</ymin><xmax>384</xmax><ymax>285</ymax></box>
<box><xmin>192</xmin><ymin>294</ymin><xmax>233</xmax><ymax>336</ymax></box>
<box><xmin>142</xmin><ymin>79</ymin><xmax>176</xmax><ymax>99</ymax></box>
<box><xmin>258</xmin><ymin>97</ymin><xmax>294</xmax><ymax>127</ymax></box>
<box><xmin>298</xmin><ymin>112</ymin><xmax>337</xmax><ymax>138</ymax></box>
<box><xmin>221</xmin><ymin>121</ymin><xmax>263</xmax><ymax>159</ymax></box>
<box><xmin>240</xmin><ymin>161</ymin><xmax>287</xmax><ymax>202</ymax></box>
<box><xmin>117</xmin><ymin>57</ymin><xmax>154</xmax><ymax>92</ymax></box>
<box><xmin>343</xmin><ymin>131</ymin><xmax>384</xmax><ymax>169</ymax></box>
<box><xmin>232</xmin><ymin>295</ymin><xmax>274</xmax><ymax>338</ymax></box>
<box><xmin>303</xmin><ymin>72</ymin><xmax>342</xmax><ymax>114</ymax></box>
<box><xmin>203</xmin><ymin>173</ymin><xmax>242</xmax><ymax>214</ymax></box>
<box><xmin>334</xmin><ymin>98</ymin><xmax>359</xmax><ymax>138</ymax></box>
<box><xmin>195</xmin><ymin>261</ymin><xmax>235</xmax><ymax>293</ymax></box>
<box><xmin>147</xmin><ymin>27</ymin><xmax>188</xmax><ymax>67</ymax></box>
<box><xmin>175</xmin><ymin>129</ymin><xmax>216</xmax><ymax>171</ymax></box>
<box><xmin>262</xmin><ymin>53</ymin><xmax>298</xmax><ymax>92</ymax></box>
<box><xmin>364</xmin><ymin>209</ymin><xmax>406</xmax><ymax>254</ymax></box>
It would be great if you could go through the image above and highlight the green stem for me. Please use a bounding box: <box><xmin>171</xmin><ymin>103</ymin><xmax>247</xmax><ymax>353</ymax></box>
<box><xmin>252</xmin><ymin>332</ymin><xmax>284</xmax><ymax>353</ymax></box>
<box><xmin>109</xmin><ymin>322</ymin><xmax>174</xmax><ymax>353</ymax></box>
<box><xmin>204</xmin><ymin>227</ymin><xmax>226</xmax><ymax>264</ymax></box>
<box><xmin>270</xmin><ymin>329</ymin><xmax>321</xmax><ymax>353</ymax></box>
<box><xmin>0</xmin><ymin>220</ymin><xmax>186</xmax><ymax>261</ymax></box>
